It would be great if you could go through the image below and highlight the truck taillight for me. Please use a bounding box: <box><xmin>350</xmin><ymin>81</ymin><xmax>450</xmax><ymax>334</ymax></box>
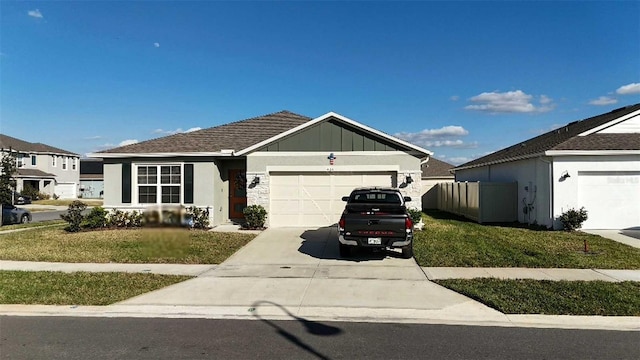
<box><xmin>405</xmin><ymin>217</ymin><xmax>413</xmax><ymax>230</ymax></box>
<box><xmin>339</xmin><ymin>217</ymin><xmax>345</xmax><ymax>230</ymax></box>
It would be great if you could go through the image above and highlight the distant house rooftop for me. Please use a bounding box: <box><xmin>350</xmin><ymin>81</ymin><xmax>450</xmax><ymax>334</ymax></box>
<box><xmin>0</xmin><ymin>134</ymin><xmax>78</xmax><ymax>156</ymax></box>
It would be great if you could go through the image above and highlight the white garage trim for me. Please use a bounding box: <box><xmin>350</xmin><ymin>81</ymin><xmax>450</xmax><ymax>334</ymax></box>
<box><xmin>267</xmin><ymin>165</ymin><xmax>400</xmax><ymax>173</ymax></box>
<box><xmin>269</xmin><ymin>171</ymin><xmax>397</xmax><ymax>227</ymax></box>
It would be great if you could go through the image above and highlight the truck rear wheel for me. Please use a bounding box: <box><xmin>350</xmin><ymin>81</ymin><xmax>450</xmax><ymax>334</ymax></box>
<box><xmin>401</xmin><ymin>243</ymin><xmax>413</xmax><ymax>259</ymax></box>
<box><xmin>339</xmin><ymin>243</ymin><xmax>351</xmax><ymax>258</ymax></box>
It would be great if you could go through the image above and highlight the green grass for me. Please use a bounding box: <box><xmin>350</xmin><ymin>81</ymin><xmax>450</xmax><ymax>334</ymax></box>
<box><xmin>436</xmin><ymin>278</ymin><xmax>640</xmax><ymax>316</ymax></box>
<box><xmin>0</xmin><ymin>270</ymin><xmax>191</xmax><ymax>305</ymax></box>
<box><xmin>0</xmin><ymin>227</ymin><xmax>255</xmax><ymax>264</ymax></box>
<box><xmin>0</xmin><ymin>220</ymin><xmax>66</xmax><ymax>232</ymax></box>
<box><xmin>413</xmin><ymin>210</ymin><xmax>640</xmax><ymax>269</ymax></box>
<box><xmin>34</xmin><ymin>199</ymin><xmax>103</xmax><ymax>206</ymax></box>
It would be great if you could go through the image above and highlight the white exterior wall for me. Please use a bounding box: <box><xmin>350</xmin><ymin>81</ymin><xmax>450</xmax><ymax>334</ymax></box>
<box><xmin>454</xmin><ymin>157</ymin><xmax>553</xmax><ymax>227</ymax></box>
<box><xmin>552</xmin><ymin>155</ymin><xmax>640</xmax><ymax>229</ymax></box>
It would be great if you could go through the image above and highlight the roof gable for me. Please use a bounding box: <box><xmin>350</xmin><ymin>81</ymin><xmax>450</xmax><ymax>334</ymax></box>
<box><xmin>237</xmin><ymin>112</ymin><xmax>432</xmax><ymax>157</ymax></box>
<box><xmin>455</xmin><ymin>103</ymin><xmax>640</xmax><ymax>170</ymax></box>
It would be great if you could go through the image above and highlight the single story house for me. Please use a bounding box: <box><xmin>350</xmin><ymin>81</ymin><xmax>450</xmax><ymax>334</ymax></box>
<box><xmin>452</xmin><ymin>103</ymin><xmax>640</xmax><ymax>230</ymax></box>
<box><xmin>420</xmin><ymin>157</ymin><xmax>454</xmax><ymax>210</ymax></box>
<box><xmin>0</xmin><ymin>134</ymin><xmax>80</xmax><ymax>199</ymax></box>
<box><xmin>91</xmin><ymin>111</ymin><xmax>432</xmax><ymax>227</ymax></box>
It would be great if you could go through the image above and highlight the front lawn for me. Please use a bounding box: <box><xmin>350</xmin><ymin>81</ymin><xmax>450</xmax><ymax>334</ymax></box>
<box><xmin>413</xmin><ymin>211</ymin><xmax>640</xmax><ymax>269</ymax></box>
<box><xmin>34</xmin><ymin>199</ymin><xmax>103</xmax><ymax>206</ymax></box>
<box><xmin>0</xmin><ymin>220</ymin><xmax>66</xmax><ymax>232</ymax></box>
<box><xmin>436</xmin><ymin>278</ymin><xmax>640</xmax><ymax>316</ymax></box>
<box><xmin>0</xmin><ymin>227</ymin><xmax>255</xmax><ymax>264</ymax></box>
<box><xmin>0</xmin><ymin>270</ymin><xmax>191</xmax><ymax>305</ymax></box>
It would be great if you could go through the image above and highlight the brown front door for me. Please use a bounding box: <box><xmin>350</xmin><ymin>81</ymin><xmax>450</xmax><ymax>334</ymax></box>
<box><xmin>229</xmin><ymin>169</ymin><xmax>247</xmax><ymax>219</ymax></box>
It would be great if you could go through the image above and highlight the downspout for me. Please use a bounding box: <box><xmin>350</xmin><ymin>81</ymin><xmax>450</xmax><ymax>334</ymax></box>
<box><xmin>538</xmin><ymin>157</ymin><xmax>553</xmax><ymax>229</ymax></box>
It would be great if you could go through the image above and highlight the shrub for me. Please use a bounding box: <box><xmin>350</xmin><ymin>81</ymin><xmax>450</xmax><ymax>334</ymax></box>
<box><xmin>37</xmin><ymin>192</ymin><xmax>50</xmax><ymax>200</ymax></box>
<box><xmin>81</xmin><ymin>206</ymin><xmax>108</xmax><ymax>229</ymax></box>
<box><xmin>108</xmin><ymin>209</ymin><xmax>142</xmax><ymax>228</ymax></box>
<box><xmin>559</xmin><ymin>207</ymin><xmax>588</xmax><ymax>231</ymax></box>
<box><xmin>407</xmin><ymin>208</ymin><xmax>422</xmax><ymax>224</ymax></box>
<box><xmin>186</xmin><ymin>206</ymin><xmax>210</xmax><ymax>229</ymax></box>
<box><xmin>20</xmin><ymin>185</ymin><xmax>39</xmax><ymax>200</ymax></box>
<box><xmin>60</xmin><ymin>200</ymin><xmax>87</xmax><ymax>232</ymax></box>
<box><xmin>243</xmin><ymin>205</ymin><xmax>267</xmax><ymax>229</ymax></box>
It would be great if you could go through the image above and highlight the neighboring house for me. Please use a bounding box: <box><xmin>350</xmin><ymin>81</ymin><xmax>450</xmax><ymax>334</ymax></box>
<box><xmin>452</xmin><ymin>103</ymin><xmax>640</xmax><ymax>230</ymax></box>
<box><xmin>420</xmin><ymin>157</ymin><xmax>454</xmax><ymax>210</ymax></box>
<box><xmin>79</xmin><ymin>159</ymin><xmax>104</xmax><ymax>199</ymax></box>
<box><xmin>91</xmin><ymin>111</ymin><xmax>432</xmax><ymax>227</ymax></box>
<box><xmin>0</xmin><ymin>134</ymin><xmax>80</xmax><ymax>199</ymax></box>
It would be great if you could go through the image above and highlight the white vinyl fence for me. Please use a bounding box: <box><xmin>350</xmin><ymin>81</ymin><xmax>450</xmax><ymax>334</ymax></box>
<box><xmin>437</xmin><ymin>182</ymin><xmax>518</xmax><ymax>223</ymax></box>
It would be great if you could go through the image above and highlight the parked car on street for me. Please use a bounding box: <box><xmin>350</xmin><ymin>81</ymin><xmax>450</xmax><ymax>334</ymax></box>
<box><xmin>2</xmin><ymin>204</ymin><xmax>32</xmax><ymax>225</ymax></box>
<box><xmin>14</xmin><ymin>192</ymin><xmax>32</xmax><ymax>205</ymax></box>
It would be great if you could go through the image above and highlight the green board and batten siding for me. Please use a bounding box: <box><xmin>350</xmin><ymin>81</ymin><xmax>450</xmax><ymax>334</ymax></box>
<box><xmin>260</xmin><ymin>119</ymin><xmax>403</xmax><ymax>152</ymax></box>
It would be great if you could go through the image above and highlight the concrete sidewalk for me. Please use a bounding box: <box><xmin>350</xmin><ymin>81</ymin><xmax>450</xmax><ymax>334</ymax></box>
<box><xmin>3</xmin><ymin>260</ymin><xmax>639</xmax><ymax>282</ymax></box>
<box><xmin>1</xmin><ymin>227</ymin><xmax>639</xmax><ymax>331</ymax></box>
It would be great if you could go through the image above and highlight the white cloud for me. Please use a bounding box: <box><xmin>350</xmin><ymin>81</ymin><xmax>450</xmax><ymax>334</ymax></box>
<box><xmin>28</xmin><ymin>9</ymin><xmax>43</xmax><ymax>18</ymax></box>
<box><xmin>154</xmin><ymin>42</ymin><xmax>160</xmax><ymax>48</ymax></box>
<box><xmin>589</xmin><ymin>96</ymin><xmax>618</xmax><ymax>106</ymax></box>
<box><xmin>450</xmin><ymin>95</ymin><xmax>460</xmax><ymax>101</ymax></box>
<box><xmin>84</xmin><ymin>136</ymin><xmax>102</xmax><ymax>140</ymax></box>
<box><xmin>465</xmin><ymin>90</ymin><xmax>554</xmax><ymax>113</ymax></box>
<box><xmin>539</xmin><ymin>95</ymin><xmax>552</xmax><ymax>104</ymax></box>
<box><xmin>394</xmin><ymin>125</ymin><xmax>475</xmax><ymax>149</ymax></box>
<box><xmin>616</xmin><ymin>83</ymin><xmax>640</xmax><ymax>95</ymax></box>
<box><xmin>119</xmin><ymin>139</ymin><xmax>138</xmax><ymax>146</ymax></box>
<box><xmin>153</xmin><ymin>127</ymin><xmax>202</xmax><ymax>135</ymax></box>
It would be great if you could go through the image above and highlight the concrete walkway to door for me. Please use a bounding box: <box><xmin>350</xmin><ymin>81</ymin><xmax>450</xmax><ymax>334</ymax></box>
<box><xmin>115</xmin><ymin>227</ymin><xmax>506</xmax><ymax>324</ymax></box>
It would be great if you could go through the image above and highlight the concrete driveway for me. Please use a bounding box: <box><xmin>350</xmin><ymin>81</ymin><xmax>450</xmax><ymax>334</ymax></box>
<box><xmin>118</xmin><ymin>227</ymin><xmax>503</xmax><ymax>322</ymax></box>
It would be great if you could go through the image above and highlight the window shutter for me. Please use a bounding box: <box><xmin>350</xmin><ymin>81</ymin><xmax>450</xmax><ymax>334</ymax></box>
<box><xmin>122</xmin><ymin>163</ymin><xmax>131</xmax><ymax>203</ymax></box>
<box><xmin>184</xmin><ymin>164</ymin><xmax>194</xmax><ymax>204</ymax></box>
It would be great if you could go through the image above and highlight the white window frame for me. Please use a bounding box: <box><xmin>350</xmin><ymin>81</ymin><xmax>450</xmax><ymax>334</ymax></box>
<box><xmin>31</xmin><ymin>154</ymin><xmax>37</xmax><ymax>166</ymax></box>
<box><xmin>52</xmin><ymin>155</ymin><xmax>57</xmax><ymax>167</ymax></box>
<box><xmin>134</xmin><ymin>163</ymin><xmax>183</xmax><ymax>205</ymax></box>
<box><xmin>72</xmin><ymin>158</ymin><xmax>77</xmax><ymax>170</ymax></box>
<box><xmin>62</xmin><ymin>157</ymin><xmax>68</xmax><ymax>170</ymax></box>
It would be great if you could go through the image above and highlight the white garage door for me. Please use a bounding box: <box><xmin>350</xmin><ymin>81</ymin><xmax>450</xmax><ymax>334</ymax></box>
<box><xmin>55</xmin><ymin>183</ymin><xmax>77</xmax><ymax>199</ymax></box>
<box><xmin>578</xmin><ymin>172</ymin><xmax>640</xmax><ymax>229</ymax></box>
<box><xmin>270</xmin><ymin>172</ymin><xmax>396</xmax><ymax>227</ymax></box>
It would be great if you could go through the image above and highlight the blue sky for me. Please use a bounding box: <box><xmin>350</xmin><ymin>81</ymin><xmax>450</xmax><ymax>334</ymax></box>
<box><xmin>2</xmin><ymin>1</ymin><xmax>639</xmax><ymax>164</ymax></box>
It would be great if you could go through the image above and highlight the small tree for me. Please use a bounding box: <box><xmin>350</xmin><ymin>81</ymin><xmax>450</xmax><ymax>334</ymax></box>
<box><xmin>0</xmin><ymin>152</ymin><xmax>17</xmax><ymax>205</ymax></box>
<box><xmin>60</xmin><ymin>200</ymin><xmax>88</xmax><ymax>232</ymax></box>
<box><xmin>559</xmin><ymin>207</ymin><xmax>588</xmax><ymax>231</ymax></box>
<box><xmin>559</xmin><ymin>207</ymin><xmax>589</xmax><ymax>252</ymax></box>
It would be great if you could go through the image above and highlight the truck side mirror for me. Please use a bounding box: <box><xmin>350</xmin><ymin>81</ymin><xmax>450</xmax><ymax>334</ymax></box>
<box><xmin>403</xmin><ymin>196</ymin><xmax>412</xmax><ymax>202</ymax></box>
<box><xmin>341</xmin><ymin>196</ymin><xmax>350</xmax><ymax>202</ymax></box>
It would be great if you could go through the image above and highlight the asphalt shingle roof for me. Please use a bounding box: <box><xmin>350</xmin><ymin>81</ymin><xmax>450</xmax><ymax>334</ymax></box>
<box><xmin>99</xmin><ymin>110</ymin><xmax>312</xmax><ymax>154</ymax></box>
<box><xmin>456</xmin><ymin>103</ymin><xmax>640</xmax><ymax>170</ymax></box>
<box><xmin>0</xmin><ymin>134</ymin><xmax>78</xmax><ymax>156</ymax></box>
<box><xmin>422</xmin><ymin>158</ymin><xmax>454</xmax><ymax>178</ymax></box>
<box><xmin>15</xmin><ymin>169</ymin><xmax>56</xmax><ymax>178</ymax></box>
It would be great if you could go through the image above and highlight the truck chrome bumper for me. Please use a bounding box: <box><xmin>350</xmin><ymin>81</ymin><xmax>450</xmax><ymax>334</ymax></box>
<box><xmin>390</xmin><ymin>239</ymin><xmax>411</xmax><ymax>247</ymax></box>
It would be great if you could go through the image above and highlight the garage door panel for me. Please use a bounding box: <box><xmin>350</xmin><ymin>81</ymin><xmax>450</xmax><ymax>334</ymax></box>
<box><xmin>270</xmin><ymin>172</ymin><xmax>396</xmax><ymax>227</ymax></box>
<box><xmin>578</xmin><ymin>172</ymin><xmax>640</xmax><ymax>229</ymax></box>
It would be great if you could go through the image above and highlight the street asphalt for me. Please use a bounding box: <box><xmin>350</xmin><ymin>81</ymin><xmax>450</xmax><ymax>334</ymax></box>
<box><xmin>1</xmin><ymin>227</ymin><xmax>639</xmax><ymax>331</ymax></box>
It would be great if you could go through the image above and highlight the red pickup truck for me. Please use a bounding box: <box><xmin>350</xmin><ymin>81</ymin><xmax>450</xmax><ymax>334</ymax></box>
<box><xmin>337</xmin><ymin>187</ymin><xmax>414</xmax><ymax>258</ymax></box>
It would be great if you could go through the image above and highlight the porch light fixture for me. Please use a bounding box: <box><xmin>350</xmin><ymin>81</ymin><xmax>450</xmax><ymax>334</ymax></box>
<box><xmin>251</xmin><ymin>176</ymin><xmax>260</xmax><ymax>185</ymax></box>
<box><xmin>560</xmin><ymin>171</ymin><xmax>570</xmax><ymax>180</ymax></box>
<box><xmin>405</xmin><ymin>175</ymin><xmax>413</xmax><ymax>184</ymax></box>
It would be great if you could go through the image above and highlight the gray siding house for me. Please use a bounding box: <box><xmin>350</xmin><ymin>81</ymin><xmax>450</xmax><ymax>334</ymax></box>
<box><xmin>91</xmin><ymin>111</ymin><xmax>432</xmax><ymax>227</ymax></box>
<box><xmin>0</xmin><ymin>134</ymin><xmax>80</xmax><ymax>199</ymax></box>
